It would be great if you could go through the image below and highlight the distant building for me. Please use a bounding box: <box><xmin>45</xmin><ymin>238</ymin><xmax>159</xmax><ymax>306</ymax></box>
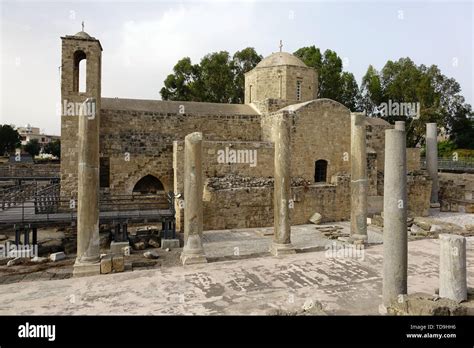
<box><xmin>17</xmin><ymin>124</ymin><xmax>60</xmax><ymax>147</ymax></box>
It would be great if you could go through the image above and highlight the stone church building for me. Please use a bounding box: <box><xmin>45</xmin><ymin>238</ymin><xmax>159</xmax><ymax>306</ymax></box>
<box><xmin>60</xmin><ymin>30</ymin><xmax>431</xmax><ymax>231</ymax></box>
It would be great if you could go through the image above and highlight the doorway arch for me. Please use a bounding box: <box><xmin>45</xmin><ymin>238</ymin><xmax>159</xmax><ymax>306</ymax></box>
<box><xmin>132</xmin><ymin>175</ymin><xmax>164</xmax><ymax>194</ymax></box>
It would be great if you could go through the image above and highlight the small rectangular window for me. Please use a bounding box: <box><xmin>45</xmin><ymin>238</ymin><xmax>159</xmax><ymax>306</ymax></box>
<box><xmin>296</xmin><ymin>80</ymin><xmax>302</xmax><ymax>101</ymax></box>
<box><xmin>100</xmin><ymin>157</ymin><xmax>110</xmax><ymax>188</ymax></box>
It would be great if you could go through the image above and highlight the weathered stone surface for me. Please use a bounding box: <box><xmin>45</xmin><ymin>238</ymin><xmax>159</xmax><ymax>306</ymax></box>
<box><xmin>132</xmin><ymin>241</ymin><xmax>146</xmax><ymax>250</ymax></box>
<box><xmin>271</xmin><ymin>113</ymin><xmax>295</xmax><ymax>256</ymax></box>
<box><xmin>383</xmin><ymin>129</ymin><xmax>408</xmax><ymax>306</ymax></box>
<box><xmin>309</xmin><ymin>212</ymin><xmax>322</xmax><ymax>225</ymax></box>
<box><xmin>413</xmin><ymin>217</ymin><xmax>431</xmax><ymax>231</ymax></box>
<box><xmin>426</xmin><ymin>123</ymin><xmax>439</xmax><ymax>203</ymax></box>
<box><xmin>50</xmin><ymin>252</ymin><xmax>66</xmax><ymax>262</ymax></box>
<box><xmin>112</xmin><ymin>255</ymin><xmax>125</xmax><ymax>272</ymax></box>
<box><xmin>410</xmin><ymin>224</ymin><xmax>428</xmax><ymax>236</ymax></box>
<box><xmin>6</xmin><ymin>257</ymin><xmax>21</xmax><ymax>267</ymax></box>
<box><xmin>143</xmin><ymin>250</ymin><xmax>159</xmax><ymax>259</ymax></box>
<box><xmin>31</xmin><ymin>256</ymin><xmax>48</xmax><ymax>263</ymax></box>
<box><xmin>0</xmin><ymin>234</ymin><xmax>8</xmax><ymax>241</ymax></box>
<box><xmin>148</xmin><ymin>239</ymin><xmax>160</xmax><ymax>249</ymax></box>
<box><xmin>386</xmin><ymin>293</ymin><xmax>468</xmax><ymax>315</ymax></box>
<box><xmin>161</xmin><ymin>239</ymin><xmax>180</xmax><ymax>249</ymax></box>
<box><xmin>181</xmin><ymin>132</ymin><xmax>207</xmax><ymax>265</ymax></box>
<box><xmin>110</xmin><ymin>241</ymin><xmax>130</xmax><ymax>255</ymax></box>
<box><xmin>0</xmin><ymin>257</ymin><xmax>14</xmax><ymax>266</ymax></box>
<box><xmin>100</xmin><ymin>256</ymin><xmax>112</xmax><ymax>274</ymax></box>
<box><xmin>439</xmin><ymin>234</ymin><xmax>467</xmax><ymax>302</ymax></box>
<box><xmin>350</xmin><ymin>112</ymin><xmax>368</xmax><ymax>241</ymax></box>
<box><xmin>430</xmin><ymin>224</ymin><xmax>444</xmax><ymax>233</ymax></box>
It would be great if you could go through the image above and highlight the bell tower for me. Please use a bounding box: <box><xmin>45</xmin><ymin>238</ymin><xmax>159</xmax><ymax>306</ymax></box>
<box><xmin>59</xmin><ymin>29</ymin><xmax>102</xmax><ymax>199</ymax></box>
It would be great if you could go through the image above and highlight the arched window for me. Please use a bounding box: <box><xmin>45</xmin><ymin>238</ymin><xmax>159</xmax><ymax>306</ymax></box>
<box><xmin>73</xmin><ymin>50</ymin><xmax>87</xmax><ymax>93</ymax></box>
<box><xmin>315</xmin><ymin>160</ymin><xmax>328</xmax><ymax>183</ymax></box>
<box><xmin>133</xmin><ymin>175</ymin><xmax>164</xmax><ymax>194</ymax></box>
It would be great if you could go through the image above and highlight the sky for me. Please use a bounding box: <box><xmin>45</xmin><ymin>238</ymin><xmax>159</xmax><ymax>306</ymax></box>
<box><xmin>0</xmin><ymin>0</ymin><xmax>473</xmax><ymax>136</ymax></box>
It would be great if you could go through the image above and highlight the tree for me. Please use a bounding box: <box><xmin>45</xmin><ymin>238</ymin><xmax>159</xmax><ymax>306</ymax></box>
<box><xmin>294</xmin><ymin>46</ymin><xmax>361</xmax><ymax>110</ymax></box>
<box><xmin>0</xmin><ymin>124</ymin><xmax>21</xmax><ymax>156</ymax></box>
<box><xmin>340</xmin><ymin>72</ymin><xmax>362</xmax><ymax>111</ymax></box>
<box><xmin>198</xmin><ymin>51</ymin><xmax>235</xmax><ymax>103</ymax></box>
<box><xmin>360</xmin><ymin>65</ymin><xmax>384</xmax><ymax>114</ymax></box>
<box><xmin>43</xmin><ymin>139</ymin><xmax>61</xmax><ymax>158</ymax></box>
<box><xmin>160</xmin><ymin>57</ymin><xmax>201</xmax><ymax>101</ymax></box>
<box><xmin>231</xmin><ymin>48</ymin><xmax>263</xmax><ymax>103</ymax></box>
<box><xmin>160</xmin><ymin>48</ymin><xmax>262</xmax><ymax>104</ymax></box>
<box><xmin>360</xmin><ymin>58</ymin><xmax>474</xmax><ymax>148</ymax></box>
<box><xmin>23</xmin><ymin>139</ymin><xmax>40</xmax><ymax>157</ymax></box>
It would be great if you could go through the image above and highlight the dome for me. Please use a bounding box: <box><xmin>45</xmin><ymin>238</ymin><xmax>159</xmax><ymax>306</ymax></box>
<box><xmin>256</xmin><ymin>52</ymin><xmax>307</xmax><ymax>68</ymax></box>
<box><xmin>74</xmin><ymin>31</ymin><xmax>92</xmax><ymax>39</ymax></box>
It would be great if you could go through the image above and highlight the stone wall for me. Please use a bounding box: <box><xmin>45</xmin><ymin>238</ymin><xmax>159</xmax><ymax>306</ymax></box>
<box><xmin>201</xmin><ymin>175</ymin><xmax>350</xmax><ymax>230</ymax></box>
<box><xmin>373</xmin><ymin>171</ymin><xmax>432</xmax><ymax>216</ymax></box>
<box><xmin>366</xmin><ymin>119</ymin><xmax>392</xmax><ymax>172</ymax></box>
<box><xmin>439</xmin><ymin>173</ymin><xmax>474</xmax><ymax>213</ymax></box>
<box><xmin>367</xmin><ymin>152</ymin><xmax>378</xmax><ymax>196</ymax></box>
<box><xmin>61</xmin><ymin>100</ymin><xmax>262</xmax><ymax>198</ymax></box>
<box><xmin>174</xmin><ymin>140</ymin><xmax>275</xmax><ymax>230</ymax></box>
<box><xmin>0</xmin><ymin>163</ymin><xmax>60</xmax><ymax>177</ymax></box>
<box><xmin>286</xmin><ymin>99</ymin><xmax>351</xmax><ymax>182</ymax></box>
<box><xmin>407</xmin><ymin>173</ymin><xmax>432</xmax><ymax>217</ymax></box>
<box><xmin>407</xmin><ymin>148</ymin><xmax>421</xmax><ymax>172</ymax></box>
<box><xmin>245</xmin><ymin>65</ymin><xmax>317</xmax><ymax>105</ymax></box>
<box><xmin>60</xmin><ymin>34</ymin><xmax>102</xmax><ymax>200</ymax></box>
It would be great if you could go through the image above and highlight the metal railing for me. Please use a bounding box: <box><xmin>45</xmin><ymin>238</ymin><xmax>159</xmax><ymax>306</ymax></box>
<box><xmin>0</xmin><ymin>182</ymin><xmax>38</xmax><ymax>210</ymax></box>
<box><xmin>420</xmin><ymin>157</ymin><xmax>474</xmax><ymax>171</ymax></box>
<box><xmin>0</xmin><ymin>191</ymin><xmax>175</xmax><ymax>226</ymax></box>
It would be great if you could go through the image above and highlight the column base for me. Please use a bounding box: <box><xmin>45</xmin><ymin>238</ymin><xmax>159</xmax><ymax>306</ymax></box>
<box><xmin>180</xmin><ymin>251</ymin><xmax>207</xmax><ymax>265</ymax></box>
<box><xmin>349</xmin><ymin>233</ymin><xmax>368</xmax><ymax>244</ymax></box>
<box><xmin>162</xmin><ymin>239</ymin><xmax>180</xmax><ymax>249</ymax></box>
<box><xmin>110</xmin><ymin>241</ymin><xmax>130</xmax><ymax>255</ymax></box>
<box><xmin>73</xmin><ymin>259</ymin><xmax>101</xmax><ymax>277</ymax></box>
<box><xmin>270</xmin><ymin>242</ymin><xmax>296</xmax><ymax>256</ymax></box>
<box><xmin>430</xmin><ymin>202</ymin><xmax>440</xmax><ymax>208</ymax></box>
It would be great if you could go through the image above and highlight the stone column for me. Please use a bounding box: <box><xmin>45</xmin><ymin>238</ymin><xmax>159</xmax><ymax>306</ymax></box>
<box><xmin>180</xmin><ymin>132</ymin><xmax>207</xmax><ymax>265</ymax></box>
<box><xmin>350</xmin><ymin>113</ymin><xmax>368</xmax><ymax>242</ymax></box>
<box><xmin>426</xmin><ymin>123</ymin><xmax>439</xmax><ymax>205</ymax></box>
<box><xmin>74</xmin><ymin>98</ymin><xmax>101</xmax><ymax>277</ymax></box>
<box><xmin>382</xmin><ymin>129</ymin><xmax>408</xmax><ymax>307</ymax></box>
<box><xmin>439</xmin><ymin>234</ymin><xmax>467</xmax><ymax>302</ymax></box>
<box><xmin>395</xmin><ymin>121</ymin><xmax>405</xmax><ymax>131</ymax></box>
<box><xmin>271</xmin><ymin>112</ymin><xmax>295</xmax><ymax>256</ymax></box>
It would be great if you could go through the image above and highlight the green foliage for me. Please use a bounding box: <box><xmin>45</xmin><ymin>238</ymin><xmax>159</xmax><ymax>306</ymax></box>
<box><xmin>294</xmin><ymin>46</ymin><xmax>361</xmax><ymax>110</ymax></box>
<box><xmin>361</xmin><ymin>58</ymin><xmax>474</xmax><ymax>148</ymax></box>
<box><xmin>43</xmin><ymin>139</ymin><xmax>61</xmax><ymax>158</ymax></box>
<box><xmin>232</xmin><ymin>48</ymin><xmax>263</xmax><ymax>103</ymax></box>
<box><xmin>161</xmin><ymin>48</ymin><xmax>473</xmax><ymax>149</ymax></box>
<box><xmin>0</xmin><ymin>124</ymin><xmax>21</xmax><ymax>155</ymax></box>
<box><xmin>160</xmin><ymin>48</ymin><xmax>262</xmax><ymax>103</ymax></box>
<box><xmin>437</xmin><ymin>140</ymin><xmax>457</xmax><ymax>157</ymax></box>
<box><xmin>23</xmin><ymin>139</ymin><xmax>40</xmax><ymax>157</ymax></box>
<box><xmin>160</xmin><ymin>57</ymin><xmax>201</xmax><ymax>101</ymax></box>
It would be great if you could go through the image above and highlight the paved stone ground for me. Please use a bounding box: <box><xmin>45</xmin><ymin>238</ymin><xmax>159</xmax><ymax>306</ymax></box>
<box><xmin>203</xmin><ymin>222</ymin><xmax>383</xmax><ymax>259</ymax></box>
<box><xmin>0</xmin><ymin>236</ymin><xmax>472</xmax><ymax>315</ymax></box>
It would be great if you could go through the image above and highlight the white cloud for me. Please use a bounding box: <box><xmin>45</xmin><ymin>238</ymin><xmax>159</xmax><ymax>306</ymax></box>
<box><xmin>102</xmin><ymin>2</ymin><xmax>260</xmax><ymax>100</ymax></box>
